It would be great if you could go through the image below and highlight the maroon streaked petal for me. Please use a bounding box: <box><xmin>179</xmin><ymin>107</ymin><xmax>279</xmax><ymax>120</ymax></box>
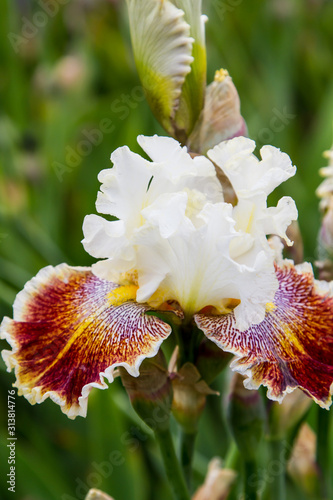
<box><xmin>1</xmin><ymin>264</ymin><xmax>171</xmax><ymax>418</ymax></box>
<box><xmin>195</xmin><ymin>262</ymin><xmax>333</xmax><ymax>408</ymax></box>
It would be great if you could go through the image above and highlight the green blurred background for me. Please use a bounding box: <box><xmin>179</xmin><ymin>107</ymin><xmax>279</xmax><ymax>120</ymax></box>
<box><xmin>0</xmin><ymin>0</ymin><xmax>333</xmax><ymax>499</ymax></box>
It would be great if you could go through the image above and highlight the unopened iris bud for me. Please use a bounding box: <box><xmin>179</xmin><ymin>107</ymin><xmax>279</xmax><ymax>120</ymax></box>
<box><xmin>171</xmin><ymin>362</ymin><xmax>217</xmax><ymax>433</ymax></box>
<box><xmin>227</xmin><ymin>373</ymin><xmax>265</xmax><ymax>462</ymax></box>
<box><xmin>188</xmin><ymin>69</ymin><xmax>247</xmax><ymax>154</ymax></box>
<box><xmin>126</xmin><ymin>0</ymin><xmax>207</xmax><ymax>142</ymax></box>
<box><xmin>120</xmin><ymin>350</ymin><xmax>172</xmax><ymax>432</ymax></box>
<box><xmin>287</xmin><ymin>423</ymin><xmax>318</xmax><ymax>496</ymax></box>
<box><xmin>85</xmin><ymin>489</ymin><xmax>115</xmax><ymax>500</ymax></box>
<box><xmin>316</xmin><ymin>142</ymin><xmax>333</xmax><ymax>280</ymax></box>
<box><xmin>192</xmin><ymin>458</ymin><xmax>237</xmax><ymax>500</ymax></box>
<box><xmin>317</xmin><ymin>204</ymin><xmax>333</xmax><ymax>280</ymax></box>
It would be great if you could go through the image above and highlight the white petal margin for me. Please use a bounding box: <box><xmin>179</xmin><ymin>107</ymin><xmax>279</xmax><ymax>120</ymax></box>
<box><xmin>172</xmin><ymin>0</ymin><xmax>206</xmax><ymax>47</ymax></box>
<box><xmin>0</xmin><ymin>264</ymin><xmax>171</xmax><ymax>419</ymax></box>
<box><xmin>208</xmin><ymin>137</ymin><xmax>296</xmax><ymax>198</ymax></box>
<box><xmin>126</xmin><ymin>0</ymin><xmax>194</xmax><ymax>133</ymax></box>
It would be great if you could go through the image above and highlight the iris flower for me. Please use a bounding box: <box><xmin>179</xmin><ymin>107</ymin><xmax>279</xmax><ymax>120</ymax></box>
<box><xmin>1</xmin><ymin>135</ymin><xmax>333</xmax><ymax>419</ymax></box>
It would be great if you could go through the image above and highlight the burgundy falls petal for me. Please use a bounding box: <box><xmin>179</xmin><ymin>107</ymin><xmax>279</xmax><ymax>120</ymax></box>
<box><xmin>195</xmin><ymin>262</ymin><xmax>333</xmax><ymax>408</ymax></box>
<box><xmin>1</xmin><ymin>264</ymin><xmax>172</xmax><ymax>418</ymax></box>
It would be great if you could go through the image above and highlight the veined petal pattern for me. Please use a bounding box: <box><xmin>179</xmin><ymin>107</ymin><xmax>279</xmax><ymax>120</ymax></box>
<box><xmin>195</xmin><ymin>262</ymin><xmax>333</xmax><ymax>408</ymax></box>
<box><xmin>1</xmin><ymin>264</ymin><xmax>171</xmax><ymax>418</ymax></box>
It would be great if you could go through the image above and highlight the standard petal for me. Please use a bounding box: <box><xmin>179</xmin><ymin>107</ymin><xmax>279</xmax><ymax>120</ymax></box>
<box><xmin>208</xmin><ymin>137</ymin><xmax>296</xmax><ymax>198</ymax></box>
<box><xmin>141</xmin><ymin>192</ymin><xmax>188</xmax><ymax>238</ymax></box>
<box><xmin>137</xmin><ymin>135</ymin><xmax>218</xmax><ymax>181</ymax></box>
<box><xmin>195</xmin><ymin>262</ymin><xmax>333</xmax><ymax>408</ymax></box>
<box><xmin>82</xmin><ymin>215</ymin><xmax>132</xmax><ymax>260</ymax></box>
<box><xmin>137</xmin><ymin>135</ymin><xmax>223</xmax><ymax>203</ymax></box>
<box><xmin>261</xmin><ymin>197</ymin><xmax>298</xmax><ymax>245</ymax></box>
<box><xmin>96</xmin><ymin>146</ymin><xmax>154</xmax><ymax>221</ymax></box>
<box><xmin>126</xmin><ymin>0</ymin><xmax>194</xmax><ymax>135</ymax></box>
<box><xmin>1</xmin><ymin>264</ymin><xmax>171</xmax><ymax>418</ymax></box>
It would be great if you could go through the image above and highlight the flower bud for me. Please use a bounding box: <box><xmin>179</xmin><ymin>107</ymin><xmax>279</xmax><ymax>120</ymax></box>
<box><xmin>126</xmin><ymin>0</ymin><xmax>206</xmax><ymax>142</ymax></box>
<box><xmin>287</xmin><ymin>423</ymin><xmax>318</xmax><ymax>496</ymax></box>
<box><xmin>53</xmin><ymin>55</ymin><xmax>87</xmax><ymax>91</ymax></box>
<box><xmin>192</xmin><ymin>458</ymin><xmax>237</xmax><ymax>500</ymax></box>
<box><xmin>317</xmin><ymin>205</ymin><xmax>333</xmax><ymax>280</ymax></box>
<box><xmin>227</xmin><ymin>373</ymin><xmax>265</xmax><ymax>462</ymax></box>
<box><xmin>85</xmin><ymin>490</ymin><xmax>115</xmax><ymax>500</ymax></box>
<box><xmin>316</xmin><ymin>143</ymin><xmax>333</xmax><ymax>280</ymax></box>
<box><xmin>120</xmin><ymin>350</ymin><xmax>172</xmax><ymax>432</ymax></box>
<box><xmin>171</xmin><ymin>362</ymin><xmax>218</xmax><ymax>433</ymax></box>
<box><xmin>318</xmin><ymin>203</ymin><xmax>333</xmax><ymax>256</ymax></box>
<box><xmin>187</xmin><ymin>69</ymin><xmax>247</xmax><ymax>154</ymax></box>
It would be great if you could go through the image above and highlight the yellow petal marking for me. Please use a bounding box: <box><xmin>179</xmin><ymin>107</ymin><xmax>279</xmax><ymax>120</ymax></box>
<box><xmin>108</xmin><ymin>285</ymin><xmax>138</xmax><ymax>306</ymax></box>
<box><xmin>265</xmin><ymin>302</ymin><xmax>277</xmax><ymax>313</ymax></box>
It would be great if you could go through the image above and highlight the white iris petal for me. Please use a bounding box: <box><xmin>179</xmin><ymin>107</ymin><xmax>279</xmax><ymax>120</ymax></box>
<box><xmin>208</xmin><ymin>136</ymin><xmax>298</xmax><ymax>255</ymax></box>
<box><xmin>83</xmin><ymin>134</ymin><xmax>297</xmax><ymax>331</ymax></box>
<box><xmin>82</xmin><ymin>135</ymin><xmax>223</xmax><ymax>281</ymax></box>
<box><xmin>208</xmin><ymin>137</ymin><xmax>296</xmax><ymax>197</ymax></box>
<box><xmin>136</xmin><ymin>202</ymin><xmax>278</xmax><ymax>330</ymax></box>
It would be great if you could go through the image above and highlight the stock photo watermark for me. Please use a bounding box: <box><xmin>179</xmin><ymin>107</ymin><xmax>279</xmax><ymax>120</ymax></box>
<box><xmin>254</xmin><ymin>107</ymin><xmax>296</xmax><ymax>148</ymax></box>
<box><xmin>7</xmin><ymin>389</ymin><xmax>17</xmax><ymax>493</ymax></box>
<box><xmin>238</xmin><ymin>438</ymin><xmax>303</xmax><ymax>500</ymax></box>
<box><xmin>61</xmin><ymin>400</ymin><xmax>170</xmax><ymax>500</ymax></box>
<box><xmin>213</xmin><ymin>0</ymin><xmax>243</xmax><ymax>20</ymax></box>
<box><xmin>8</xmin><ymin>0</ymin><xmax>70</xmax><ymax>53</ymax></box>
<box><xmin>52</xmin><ymin>86</ymin><xmax>146</xmax><ymax>182</ymax></box>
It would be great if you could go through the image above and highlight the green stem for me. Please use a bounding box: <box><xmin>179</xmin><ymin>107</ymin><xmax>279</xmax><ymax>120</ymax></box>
<box><xmin>180</xmin><ymin>431</ymin><xmax>196</xmax><ymax>490</ymax></box>
<box><xmin>224</xmin><ymin>440</ymin><xmax>239</xmax><ymax>470</ymax></box>
<box><xmin>266</xmin><ymin>438</ymin><xmax>287</xmax><ymax>500</ymax></box>
<box><xmin>316</xmin><ymin>407</ymin><xmax>331</xmax><ymax>499</ymax></box>
<box><xmin>174</xmin><ymin>322</ymin><xmax>203</xmax><ymax>367</ymax></box>
<box><xmin>244</xmin><ymin>460</ymin><xmax>258</xmax><ymax>500</ymax></box>
<box><xmin>206</xmin><ymin>378</ymin><xmax>231</xmax><ymax>457</ymax></box>
<box><xmin>155</xmin><ymin>428</ymin><xmax>191</xmax><ymax>500</ymax></box>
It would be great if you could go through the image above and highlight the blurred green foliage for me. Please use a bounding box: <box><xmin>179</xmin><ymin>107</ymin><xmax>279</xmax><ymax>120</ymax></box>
<box><xmin>0</xmin><ymin>1</ymin><xmax>332</xmax><ymax>499</ymax></box>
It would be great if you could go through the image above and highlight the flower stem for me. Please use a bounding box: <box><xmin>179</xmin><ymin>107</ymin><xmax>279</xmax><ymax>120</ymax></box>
<box><xmin>180</xmin><ymin>430</ymin><xmax>196</xmax><ymax>490</ymax></box>
<box><xmin>316</xmin><ymin>407</ymin><xmax>331</xmax><ymax>499</ymax></box>
<box><xmin>224</xmin><ymin>440</ymin><xmax>239</xmax><ymax>469</ymax></box>
<box><xmin>266</xmin><ymin>438</ymin><xmax>286</xmax><ymax>500</ymax></box>
<box><xmin>155</xmin><ymin>428</ymin><xmax>191</xmax><ymax>500</ymax></box>
<box><xmin>243</xmin><ymin>460</ymin><xmax>258</xmax><ymax>500</ymax></box>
